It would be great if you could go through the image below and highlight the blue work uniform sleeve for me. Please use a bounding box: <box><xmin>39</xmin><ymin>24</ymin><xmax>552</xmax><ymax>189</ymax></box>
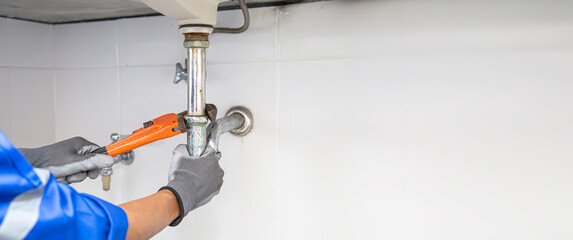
<box><xmin>0</xmin><ymin>130</ymin><xmax>128</xmax><ymax>240</ymax></box>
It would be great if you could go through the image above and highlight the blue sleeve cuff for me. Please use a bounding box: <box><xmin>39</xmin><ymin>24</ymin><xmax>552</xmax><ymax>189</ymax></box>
<box><xmin>81</xmin><ymin>194</ymin><xmax>129</xmax><ymax>240</ymax></box>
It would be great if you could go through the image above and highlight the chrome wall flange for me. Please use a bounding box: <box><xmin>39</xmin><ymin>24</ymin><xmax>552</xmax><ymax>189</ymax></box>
<box><xmin>226</xmin><ymin>106</ymin><xmax>253</xmax><ymax>136</ymax></box>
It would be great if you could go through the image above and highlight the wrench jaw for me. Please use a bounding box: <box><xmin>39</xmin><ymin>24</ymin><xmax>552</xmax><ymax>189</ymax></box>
<box><xmin>175</xmin><ymin>111</ymin><xmax>189</xmax><ymax>134</ymax></box>
<box><xmin>205</xmin><ymin>103</ymin><xmax>218</xmax><ymax>122</ymax></box>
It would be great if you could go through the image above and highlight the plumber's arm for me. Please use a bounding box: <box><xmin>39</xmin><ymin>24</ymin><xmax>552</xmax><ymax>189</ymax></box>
<box><xmin>119</xmin><ymin>144</ymin><xmax>224</xmax><ymax>239</ymax></box>
<box><xmin>119</xmin><ymin>190</ymin><xmax>180</xmax><ymax>240</ymax></box>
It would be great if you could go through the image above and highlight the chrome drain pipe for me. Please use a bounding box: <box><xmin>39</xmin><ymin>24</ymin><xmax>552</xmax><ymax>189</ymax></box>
<box><xmin>184</xmin><ymin>32</ymin><xmax>210</xmax><ymax>156</ymax></box>
<box><xmin>180</xmin><ymin>31</ymin><xmax>254</xmax><ymax>156</ymax></box>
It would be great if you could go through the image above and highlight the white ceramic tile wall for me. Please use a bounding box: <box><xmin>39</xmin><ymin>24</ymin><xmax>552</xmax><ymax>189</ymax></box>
<box><xmin>119</xmin><ymin>66</ymin><xmax>186</xmax><ymax>131</ymax></box>
<box><xmin>5</xmin><ymin>0</ymin><xmax>573</xmax><ymax>239</ymax></box>
<box><xmin>54</xmin><ymin>68</ymin><xmax>123</xmax><ymax>202</ymax></box>
<box><xmin>279</xmin><ymin>0</ymin><xmax>573</xmax><ymax>60</ymax></box>
<box><xmin>0</xmin><ymin>17</ymin><xmax>55</xmax><ymax>148</ymax></box>
<box><xmin>278</xmin><ymin>1</ymin><xmax>396</xmax><ymax>60</ymax></box>
<box><xmin>0</xmin><ymin>18</ymin><xmax>8</xmax><ymax>67</ymax></box>
<box><xmin>54</xmin><ymin>68</ymin><xmax>120</xmax><ymax>144</ymax></box>
<box><xmin>279</xmin><ymin>59</ymin><xmax>401</xmax><ymax>239</ymax></box>
<box><xmin>394</xmin><ymin>51</ymin><xmax>573</xmax><ymax>239</ymax></box>
<box><xmin>394</xmin><ymin>1</ymin><xmax>573</xmax><ymax>57</ymax></box>
<box><xmin>209</xmin><ymin>8</ymin><xmax>278</xmax><ymax>63</ymax></box>
<box><xmin>0</xmin><ymin>19</ymin><xmax>8</xmax><ymax>137</ymax></box>
<box><xmin>117</xmin><ymin>16</ymin><xmax>185</xmax><ymax>67</ymax></box>
<box><xmin>6</xmin><ymin>19</ymin><xmax>53</xmax><ymax>68</ymax></box>
<box><xmin>0</xmin><ymin>68</ymin><xmax>9</xmax><ymax>136</ymax></box>
<box><xmin>196</xmin><ymin>62</ymin><xmax>278</xmax><ymax>240</ymax></box>
<box><xmin>53</xmin><ymin>21</ymin><xmax>118</xmax><ymax>68</ymax></box>
<box><xmin>8</xmin><ymin>68</ymin><xmax>55</xmax><ymax>147</ymax></box>
<box><xmin>118</xmin><ymin>65</ymin><xmax>186</xmax><ymax>204</ymax></box>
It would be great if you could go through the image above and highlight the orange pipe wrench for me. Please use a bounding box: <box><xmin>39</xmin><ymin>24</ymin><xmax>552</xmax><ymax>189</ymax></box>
<box><xmin>93</xmin><ymin>111</ymin><xmax>187</xmax><ymax>156</ymax></box>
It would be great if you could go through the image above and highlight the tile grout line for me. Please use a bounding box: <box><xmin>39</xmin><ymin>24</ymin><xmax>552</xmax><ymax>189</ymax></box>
<box><xmin>5</xmin><ymin>18</ymin><xmax>13</xmax><ymax>138</ymax></box>
<box><xmin>6</xmin><ymin>70</ymin><xmax>12</xmax><ymax>138</ymax></box>
<box><xmin>50</xmin><ymin>23</ymin><xmax>56</xmax><ymax>143</ymax></box>
<box><xmin>4</xmin><ymin>66</ymin><xmax>57</xmax><ymax>70</ymax></box>
<box><xmin>6</xmin><ymin>18</ymin><xmax>11</xmax><ymax>68</ymax></box>
<box><xmin>275</xmin><ymin>6</ymin><xmax>282</xmax><ymax>240</ymax></box>
<box><xmin>52</xmin><ymin>67</ymin><xmax>57</xmax><ymax>142</ymax></box>
<box><xmin>5</xmin><ymin>18</ymin><xmax>12</xmax><ymax>137</ymax></box>
<box><xmin>114</xmin><ymin>20</ymin><xmax>126</xmax><ymax>204</ymax></box>
<box><xmin>50</xmin><ymin>59</ymin><xmax>283</xmax><ymax>70</ymax></box>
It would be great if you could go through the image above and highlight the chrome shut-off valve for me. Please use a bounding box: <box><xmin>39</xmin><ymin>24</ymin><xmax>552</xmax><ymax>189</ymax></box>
<box><xmin>100</xmin><ymin>133</ymin><xmax>135</xmax><ymax>191</ymax></box>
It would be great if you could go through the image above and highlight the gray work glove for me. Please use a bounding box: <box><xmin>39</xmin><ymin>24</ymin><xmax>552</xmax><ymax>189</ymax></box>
<box><xmin>160</xmin><ymin>144</ymin><xmax>224</xmax><ymax>226</ymax></box>
<box><xmin>18</xmin><ymin>137</ymin><xmax>114</xmax><ymax>184</ymax></box>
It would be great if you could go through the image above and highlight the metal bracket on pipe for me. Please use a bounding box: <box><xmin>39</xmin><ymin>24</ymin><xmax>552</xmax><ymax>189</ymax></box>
<box><xmin>207</xmin><ymin>106</ymin><xmax>254</xmax><ymax>151</ymax></box>
<box><xmin>174</xmin><ymin>62</ymin><xmax>188</xmax><ymax>84</ymax></box>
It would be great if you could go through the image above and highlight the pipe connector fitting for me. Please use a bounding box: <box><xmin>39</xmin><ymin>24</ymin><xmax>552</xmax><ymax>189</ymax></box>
<box><xmin>184</xmin><ymin>115</ymin><xmax>209</xmax><ymax>126</ymax></box>
<box><xmin>184</xmin><ymin>41</ymin><xmax>210</xmax><ymax>48</ymax></box>
<box><xmin>185</xmin><ymin>115</ymin><xmax>209</xmax><ymax>157</ymax></box>
<box><xmin>184</xmin><ymin>33</ymin><xmax>210</xmax><ymax>48</ymax></box>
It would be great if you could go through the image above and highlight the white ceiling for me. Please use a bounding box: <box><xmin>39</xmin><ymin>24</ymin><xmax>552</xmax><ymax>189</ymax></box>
<box><xmin>0</xmin><ymin>0</ymin><xmax>312</xmax><ymax>24</ymax></box>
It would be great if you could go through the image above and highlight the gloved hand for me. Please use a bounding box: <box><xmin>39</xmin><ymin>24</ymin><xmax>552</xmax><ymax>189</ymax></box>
<box><xmin>18</xmin><ymin>137</ymin><xmax>114</xmax><ymax>184</ymax></box>
<box><xmin>160</xmin><ymin>144</ymin><xmax>224</xmax><ymax>226</ymax></box>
